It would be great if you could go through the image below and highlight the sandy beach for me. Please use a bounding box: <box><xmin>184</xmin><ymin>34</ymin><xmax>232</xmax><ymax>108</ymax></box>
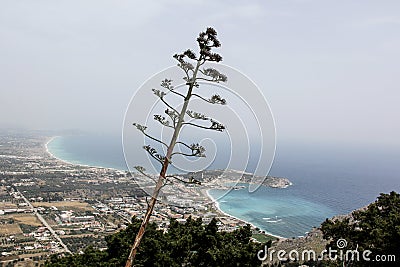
<box><xmin>45</xmin><ymin>136</ymin><xmax>72</xmax><ymax>165</ymax></box>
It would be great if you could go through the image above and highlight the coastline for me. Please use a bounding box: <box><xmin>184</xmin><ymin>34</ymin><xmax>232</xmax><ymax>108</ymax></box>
<box><xmin>205</xmin><ymin>189</ymin><xmax>284</xmax><ymax>239</ymax></box>
<box><xmin>45</xmin><ymin>136</ymin><xmax>66</xmax><ymax>163</ymax></box>
<box><xmin>45</xmin><ymin>136</ymin><xmax>125</xmax><ymax>172</ymax></box>
<box><xmin>45</xmin><ymin>135</ymin><xmax>283</xmax><ymax>239</ymax></box>
<box><xmin>45</xmin><ymin>136</ymin><xmax>74</xmax><ymax>166</ymax></box>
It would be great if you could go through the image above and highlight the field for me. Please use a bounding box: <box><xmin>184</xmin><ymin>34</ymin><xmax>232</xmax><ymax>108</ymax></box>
<box><xmin>12</xmin><ymin>214</ymin><xmax>42</xmax><ymax>226</ymax></box>
<box><xmin>32</xmin><ymin>201</ymin><xmax>94</xmax><ymax>212</ymax></box>
<box><xmin>0</xmin><ymin>223</ymin><xmax>22</xmax><ymax>235</ymax></box>
<box><xmin>252</xmin><ymin>233</ymin><xmax>278</xmax><ymax>243</ymax></box>
<box><xmin>0</xmin><ymin>201</ymin><xmax>18</xmax><ymax>209</ymax></box>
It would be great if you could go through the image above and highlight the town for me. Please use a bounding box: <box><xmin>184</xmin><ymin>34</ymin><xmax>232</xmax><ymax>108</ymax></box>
<box><xmin>0</xmin><ymin>130</ymin><xmax>290</xmax><ymax>266</ymax></box>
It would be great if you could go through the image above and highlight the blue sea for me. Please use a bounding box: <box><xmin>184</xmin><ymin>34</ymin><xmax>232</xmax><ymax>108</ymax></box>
<box><xmin>47</xmin><ymin>134</ymin><xmax>400</xmax><ymax>238</ymax></box>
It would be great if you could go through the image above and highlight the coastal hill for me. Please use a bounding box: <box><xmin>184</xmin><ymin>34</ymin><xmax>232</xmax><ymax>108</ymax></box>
<box><xmin>266</xmin><ymin>191</ymin><xmax>400</xmax><ymax>266</ymax></box>
<box><xmin>182</xmin><ymin>169</ymin><xmax>292</xmax><ymax>189</ymax></box>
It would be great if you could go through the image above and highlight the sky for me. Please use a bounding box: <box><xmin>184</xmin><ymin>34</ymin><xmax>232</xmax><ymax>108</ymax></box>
<box><xmin>1</xmin><ymin>0</ymin><xmax>399</xmax><ymax>149</ymax></box>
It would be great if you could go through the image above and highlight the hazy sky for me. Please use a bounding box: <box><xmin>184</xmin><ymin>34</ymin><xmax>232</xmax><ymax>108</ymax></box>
<box><xmin>1</xmin><ymin>0</ymin><xmax>399</xmax><ymax>148</ymax></box>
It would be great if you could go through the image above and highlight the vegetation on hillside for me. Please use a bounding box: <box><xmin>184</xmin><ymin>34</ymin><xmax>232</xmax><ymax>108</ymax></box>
<box><xmin>46</xmin><ymin>191</ymin><xmax>399</xmax><ymax>267</ymax></box>
<box><xmin>319</xmin><ymin>191</ymin><xmax>399</xmax><ymax>266</ymax></box>
<box><xmin>45</xmin><ymin>217</ymin><xmax>265</xmax><ymax>267</ymax></box>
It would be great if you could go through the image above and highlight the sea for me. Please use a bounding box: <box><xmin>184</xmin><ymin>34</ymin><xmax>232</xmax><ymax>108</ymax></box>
<box><xmin>47</xmin><ymin>134</ymin><xmax>400</xmax><ymax>238</ymax></box>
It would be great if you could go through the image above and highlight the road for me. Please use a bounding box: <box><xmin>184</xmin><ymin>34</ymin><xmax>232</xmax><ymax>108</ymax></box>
<box><xmin>16</xmin><ymin>189</ymin><xmax>72</xmax><ymax>254</ymax></box>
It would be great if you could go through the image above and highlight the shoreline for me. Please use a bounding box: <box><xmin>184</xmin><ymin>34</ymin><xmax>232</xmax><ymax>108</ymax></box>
<box><xmin>45</xmin><ymin>136</ymin><xmax>126</xmax><ymax>172</ymax></box>
<box><xmin>205</xmin><ymin>189</ymin><xmax>284</xmax><ymax>239</ymax></box>
<box><xmin>45</xmin><ymin>135</ymin><xmax>284</xmax><ymax>239</ymax></box>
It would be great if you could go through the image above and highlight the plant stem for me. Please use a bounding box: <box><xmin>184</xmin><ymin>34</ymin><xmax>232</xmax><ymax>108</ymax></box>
<box><xmin>125</xmin><ymin>59</ymin><xmax>202</xmax><ymax>267</ymax></box>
